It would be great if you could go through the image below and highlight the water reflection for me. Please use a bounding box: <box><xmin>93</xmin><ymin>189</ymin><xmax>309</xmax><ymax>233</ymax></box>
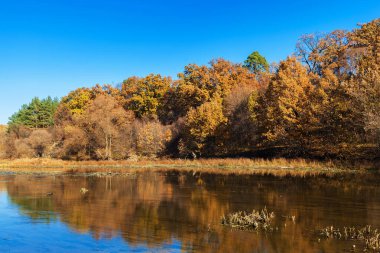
<box><xmin>2</xmin><ymin>172</ymin><xmax>380</xmax><ymax>252</ymax></box>
<box><xmin>0</xmin><ymin>180</ymin><xmax>6</xmax><ymax>192</ymax></box>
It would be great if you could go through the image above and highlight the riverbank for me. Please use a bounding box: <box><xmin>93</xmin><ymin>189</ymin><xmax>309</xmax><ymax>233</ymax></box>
<box><xmin>0</xmin><ymin>158</ymin><xmax>377</xmax><ymax>177</ymax></box>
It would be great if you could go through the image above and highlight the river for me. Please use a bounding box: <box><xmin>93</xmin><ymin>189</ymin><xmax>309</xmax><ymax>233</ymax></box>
<box><xmin>0</xmin><ymin>171</ymin><xmax>380</xmax><ymax>252</ymax></box>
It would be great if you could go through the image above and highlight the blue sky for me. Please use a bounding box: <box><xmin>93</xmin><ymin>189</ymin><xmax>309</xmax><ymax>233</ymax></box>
<box><xmin>0</xmin><ymin>0</ymin><xmax>379</xmax><ymax>124</ymax></box>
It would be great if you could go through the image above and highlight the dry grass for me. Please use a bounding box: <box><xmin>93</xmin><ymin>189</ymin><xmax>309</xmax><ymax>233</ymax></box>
<box><xmin>320</xmin><ymin>225</ymin><xmax>380</xmax><ymax>251</ymax></box>
<box><xmin>221</xmin><ymin>208</ymin><xmax>275</xmax><ymax>230</ymax></box>
<box><xmin>0</xmin><ymin>157</ymin><xmax>370</xmax><ymax>177</ymax></box>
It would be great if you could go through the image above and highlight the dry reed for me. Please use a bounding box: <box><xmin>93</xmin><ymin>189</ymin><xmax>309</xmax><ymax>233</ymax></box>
<box><xmin>0</xmin><ymin>157</ymin><xmax>369</xmax><ymax>177</ymax></box>
<box><xmin>320</xmin><ymin>225</ymin><xmax>380</xmax><ymax>251</ymax></box>
<box><xmin>221</xmin><ymin>208</ymin><xmax>275</xmax><ymax>231</ymax></box>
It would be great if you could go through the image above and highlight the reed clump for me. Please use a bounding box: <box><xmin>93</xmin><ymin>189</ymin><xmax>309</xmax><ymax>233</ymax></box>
<box><xmin>221</xmin><ymin>208</ymin><xmax>275</xmax><ymax>231</ymax></box>
<box><xmin>320</xmin><ymin>225</ymin><xmax>380</xmax><ymax>251</ymax></box>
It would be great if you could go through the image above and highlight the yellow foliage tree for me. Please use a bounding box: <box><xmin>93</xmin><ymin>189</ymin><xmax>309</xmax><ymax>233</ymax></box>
<box><xmin>132</xmin><ymin>120</ymin><xmax>172</xmax><ymax>157</ymax></box>
<box><xmin>121</xmin><ymin>74</ymin><xmax>171</xmax><ymax>118</ymax></box>
<box><xmin>258</xmin><ymin>57</ymin><xmax>317</xmax><ymax>153</ymax></box>
<box><xmin>159</xmin><ymin>59</ymin><xmax>258</xmax><ymax>124</ymax></box>
<box><xmin>59</xmin><ymin>88</ymin><xmax>94</xmax><ymax>116</ymax></box>
<box><xmin>180</xmin><ymin>96</ymin><xmax>227</xmax><ymax>157</ymax></box>
<box><xmin>350</xmin><ymin>19</ymin><xmax>380</xmax><ymax>147</ymax></box>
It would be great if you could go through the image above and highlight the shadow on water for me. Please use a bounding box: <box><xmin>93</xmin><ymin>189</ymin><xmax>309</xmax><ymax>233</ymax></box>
<box><xmin>3</xmin><ymin>171</ymin><xmax>380</xmax><ymax>252</ymax></box>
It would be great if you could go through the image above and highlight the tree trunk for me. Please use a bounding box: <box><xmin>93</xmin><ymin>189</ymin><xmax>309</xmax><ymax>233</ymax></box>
<box><xmin>105</xmin><ymin>135</ymin><xmax>109</xmax><ymax>160</ymax></box>
<box><xmin>109</xmin><ymin>136</ymin><xmax>112</xmax><ymax>160</ymax></box>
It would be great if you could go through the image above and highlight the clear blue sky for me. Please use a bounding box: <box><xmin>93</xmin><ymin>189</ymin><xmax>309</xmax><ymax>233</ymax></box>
<box><xmin>0</xmin><ymin>0</ymin><xmax>379</xmax><ymax>124</ymax></box>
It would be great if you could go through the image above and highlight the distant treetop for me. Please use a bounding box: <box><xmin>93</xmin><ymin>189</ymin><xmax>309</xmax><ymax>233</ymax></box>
<box><xmin>244</xmin><ymin>51</ymin><xmax>269</xmax><ymax>74</ymax></box>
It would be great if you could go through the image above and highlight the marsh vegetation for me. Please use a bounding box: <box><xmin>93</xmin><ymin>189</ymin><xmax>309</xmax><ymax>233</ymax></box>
<box><xmin>0</xmin><ymin>157</ymin><xmax>374</xmax><ymax>178</ymax></box>
<box><xmin>320</xmin><ymin>225</ymin><xmax>380</xmax><ymax>251</ymax></box>
<box><xmin>221</xmin><ymin>208</ymin><xmax>275</xmax><ymax>231</ymax></box>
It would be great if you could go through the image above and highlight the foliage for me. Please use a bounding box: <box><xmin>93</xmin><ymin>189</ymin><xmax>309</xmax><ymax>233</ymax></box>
<box><xmin>180</xmin><ymin>96</ymin><xmax>227</xmax><ymax>157</ymax></box>
<box><xmin>83</xmin><ymin>94</ymin><xmax>134</xmax><ymax>160</ymax></box>
<box><xmin>55</xmin><ymin>94</ymin><xmax>134</xmax><ymax>160</ymax></box>
<box><xmin>132</xmin><ymin>120</ymin><xmax>172</xmax><ymax>157</ymax></box>
<box><xmin>295</xmin><ymin>30</ymin><xmax>351</xmax><ymax>79</ymax></box>
<box><xmin>6</xmin><ymin>128</ymin><xmax>54</xmax><ymax>158</ymax></box>
<box><xmin>349</xmin><ymin>19</ymin><xmax>380</xmax><ymax>148</ymax></box>
<box><xmin>257</xmin><ymin>57</ymin><xmax>317</xmax><ymax>152</ymax></box>
<box><xmin>59</xmin><ymin>88</ymin><xmax>93</xmax><ymax>116</ymax></box>
<box><xmin>159</xmin><ymin>59</ymin><xmax>258</xmax><ymax>124</ymax></box>
<box><xmin>220</xmin><ymin>86</ymin><xmax>260</xmax><ymax>155</ymax></box>
<box><xmin>3</xmin><ymin>18</ymin><xmax>380</xmax><ymax>161</ymax></box>
<box><xmin>8</xmin><ymin>97</ymin><xmax>59</xmax><ymax>129</ymax></box>
<box><xmin>121</xmin><ymin>74</ymin><xmax>171</xmax><ymax>119</ymax></box>
<box><xmin>56</xmin><ymin>85</ymin><xmax>123</xmax><ymax>120</ymax></box>
<box><xmin>244</xmin><ymin>51</ymin><xmax>269</xmax><ymax>74</ymax></box>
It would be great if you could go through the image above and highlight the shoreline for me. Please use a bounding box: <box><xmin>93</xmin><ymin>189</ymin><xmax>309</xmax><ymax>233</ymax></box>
<box><xmin>0</xmin><ymin>158</ymin><xmax>377</xmax><ymax>177</ymax></box>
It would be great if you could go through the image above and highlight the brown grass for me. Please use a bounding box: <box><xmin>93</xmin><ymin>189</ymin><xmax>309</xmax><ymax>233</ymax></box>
<box><xmin>221</xmin><ymin>208</ymin><xmax>275</xmax><ymax>230</ymax></box>
<box><xmin>0</xmin><ymin>157</ymin><xmax>373</xmax><ymax>177</ymax></box>
<box><xmin>320</xmin><ymin>225</ymin><xmax>380</xmax><ymax>251</ymax></box>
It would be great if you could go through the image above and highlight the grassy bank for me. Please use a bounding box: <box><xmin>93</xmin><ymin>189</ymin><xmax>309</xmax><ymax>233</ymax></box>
<box><xmin>0</xmin><ymin>158</ymin><xmax>377</xmax><ymax>177</ymax></box>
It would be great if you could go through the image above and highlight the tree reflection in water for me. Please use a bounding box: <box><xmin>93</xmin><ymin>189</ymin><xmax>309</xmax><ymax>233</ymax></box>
<box><xmin>4</xmin><ymin>172</ymin><xmax>380</xmax><ymax>253</ymax></box>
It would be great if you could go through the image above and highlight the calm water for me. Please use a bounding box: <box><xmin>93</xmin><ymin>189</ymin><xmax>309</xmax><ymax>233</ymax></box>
<box><xmin>1</xmin><ymin>171</ymin><xmax>380</xmax><ymax>252</ymax></box>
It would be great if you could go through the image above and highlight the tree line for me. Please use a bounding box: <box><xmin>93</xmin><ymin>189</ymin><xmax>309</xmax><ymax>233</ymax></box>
<box><xmin>1</xmin><ymin>18</ymin><xmax>379</xmax><ymax>161</ymax></box>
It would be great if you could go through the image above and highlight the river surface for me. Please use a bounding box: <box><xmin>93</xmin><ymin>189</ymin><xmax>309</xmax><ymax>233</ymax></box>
<box><xmin>0</xmin><ymin>171</ymin><xmax>380</xmax><ymax>252</ymax></box>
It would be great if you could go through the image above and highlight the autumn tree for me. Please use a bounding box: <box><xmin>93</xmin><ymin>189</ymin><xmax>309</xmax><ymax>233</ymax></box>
<box><xmin>161</xmin><ymin>59</ymin><xmax>261</xmax><ymax>156</ymax></box>
<box><xmin>159</xmin><ymin>59</ymin><xmax>258</xmax><ymax>124</ymax></box>
<box><xmin>296</xmin><ymin>30</ymin><xmax>352</xmax><ymax>80</ymax></box>
<box><xmin>311</xmin><ymin>71</ymin><xmax>366</xmax><ymax>157</ymax></box>
<box><xmin>55</xmin><ymin>124</ymin><xmax>90</xmax><ymax>160</ymax></box>
<box><xmin>294</xmin><ymin>20</ymin><xmax>380</xmax><ymax>157</ymax></box>
<box><xmin>56</xmin><ymin>85</ymin><xmax>123</xmax><ymax>120</ymax></box>
<box><xmin>58</xmin><ymin>88</ymin><xmax>94</xmax><ymax>117</ymax></box>
<box><xmin>179</xmin><ymin>96</ymin><xmax>227</xmax><ymax>157</ymax></box>
<box><xmin>257</xmin><ymin>57</ymin><xmax>318</xmax><ymax>154</ymax></box>
<box><xmin>81</xmin><ymin>94</ymin><xmax>134</xmax><ymax>160</ymax></box>
<box><xmin>121</xmin><ymin>74</ymin><xmax>171</xmax><ymax>119</ymax></box>
<box><xmin>28</xmin><ymin>129</ymin><xmax>54</xmax><ymax>157</ymax></box>
<box><xmin>12</xmin><ymin>139</ymin><xmax>34</xmax><ymax>158</ymax></box>
<box><xmin>5</xmin><ymin>128</ymin><xmax>54</xmax><ymax>158</ymax></box>
<box><xmin>296</xmin><ymin>33</ymin><xmax>325</xmax><ymax>74</ymax></box>
<box><xmin>294</xmin><ymin>24</ymin><xmax>378</xmax><ymax>157</ymax></box>
<box><xmin>221</xmin><ymin>86</ymin><xmax>261</xmax><ymax>155</ymax></box>
<box><xmin>54</xmin><ymin>88</ymin><xmax>135</xmax><ymax>160</ymax></box>
<box><xmin>349</xmin><ymin>19</ymin><xmax>380</xmax><ymax>148</ymax></box>
<box><xmin>132</xmin><ymin>120</ymin><xmax>172</xmax><ymax>157</ymax></box>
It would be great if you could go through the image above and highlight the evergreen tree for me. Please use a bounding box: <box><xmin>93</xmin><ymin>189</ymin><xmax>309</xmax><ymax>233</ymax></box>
<box><xmin>8</xmin><ymin>97</ymin><xmax>59</xmax><ymax>128</ymax></box>
<box><xmin>244</xmin><ymin>51</ymin><xmax>269</xmax><ymax>74</ymax></box>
